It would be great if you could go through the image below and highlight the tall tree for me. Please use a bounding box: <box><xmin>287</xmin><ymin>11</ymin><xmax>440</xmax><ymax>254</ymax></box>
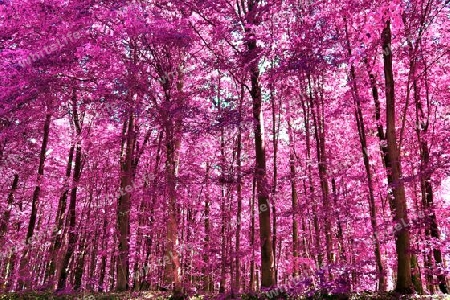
<box><xmin>382</xmin><ymin>20</ymin><xmax>413</xmax><ymax>293</ymax></box>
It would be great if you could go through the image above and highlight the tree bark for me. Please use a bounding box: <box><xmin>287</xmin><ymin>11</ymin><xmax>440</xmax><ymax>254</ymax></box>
<box><xmin>250</xmin><ymin>176</ymin><xmax>256</xmax><ymax>291</ymax></box>
<box><xmin>58</xmin><ymin>90</ymin><xmax>83</xmax><ymax>290</ymax></box>
<box><xmin>18</xmin><ymin>112</ymin><xmax>51</xmax><ymax>290</ymax></box>
<box><xmin>46</xmin><ymin>144</ymin><xmax>74</xmax><ymax>285</ymax></box>
<box><xmin>287</xmin><ymin>117</ymin><xmax>299</xmax><ymax>277</ymax></box>
<box><xmin>26</xmin><ymin>113</ymin><xmax>51</xmax><ymax>243</ymax></box>
<box><xmin>414</xmin><ymin>65</ymin><xmax>449</xmax><ymax>294</ymax></box>
<box><xmin>0</xmin><ymin>174</ymin><xmax>19</xmax><ymax>239</ymax></box>
<box><xmin>307</xmin><ymin>75</ymin><xmax>333</xmax><ymax>270</ymax></box>
<box><xmin>202</xmin><ymin>164</ymin><xmax>213</xmax><ymax>292</ymax></box>
<box><xmin>270</xmin><ymin>75</ymin><xmax>280</xmax><ymax>285</ymax></box>
<box><xmin>218</xmin><ymin>75</ymin><xmax>227</xmax><ymax>294</ymax></box>
<box><xmin>382</xmin><ymin>20</ymin><xmax>413</xmax><ymax>294</ymax></box>
<box><xmin>163</xmin><ymin>122</ymin><xmax>182</xmax><ymax>294</ymax></box>
<box><xmin>301</xmin><ymin>98</ymin><xmax>323</xmax><ymax>270</ymax></box>
<box><xmin>344</xmin><ymin>20</ymin><xmax>386</xmax><ymax>289</ymax></box>
<box><xmin>247</xmin><ymin>27</ymin><xmax>275</xmax><ymax>290</ymax></box>
<box><xmin>234</xmin><ymin>82</ymin><xmax>244</xmax><ymax>293</ymax></box>
<box><xmin>116</xmin><ymin>112</ymin><xmax>135</xmax><ymax>291</ymax></box>
<box><xmin>98</xmin><ymin>213</ymin><xmax>108</xmax><ymax>292</ymax></box>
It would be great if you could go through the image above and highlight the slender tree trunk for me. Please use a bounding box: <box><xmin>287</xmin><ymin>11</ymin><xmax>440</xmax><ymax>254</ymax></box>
<box><xmin>331</xmin><ymin>179</ymin><xmax>345</xmax><ymax>260</ymax></box>
<box><xmin>73</xmin><ymin>191</ymin><xmax>93</xmax><ymax>291</ymax></box>
<box><xmin>301</xmin><ymin>99</ymin><xmax>323</xmax><ymax>270</ymax></box>
<box><xmin>26</xmin><ymin>113</ymin><xmax>51</xmax><ymax>243</ymax></box>
<box><xmin>287</xmin><ymin>117</ymin><xmax>299</xmax><ymax>277</ymax></box>
<box><xmin>382</xmin><ymin>20</ymin><xmax>413</xmax><ymax>294</ymax></box>
<box><xmin>98</xmin><ymin>214</ymin><xmax>108</xmax><ymax>292</ymax></box>
<box><xmin>355</xmin><ymin>101</ymin><xmax>387</xmax><ymax>291</ymax></box>
<box><xmin>364</xmin><ymin>59</ymin><xmax>394</xmax><ymax>213</ymax></box>
<box><xmin>203</xmin><ymin>164</ymin><xmax>213</xmax><ymax>292</ymax></box>
<box><xmin>164</xmin><ymin>122</ymin><xmax>182</xmax><ymax>294</ymax></box>
<box><xmin>159</xmin><ymin>62</ymin><xmax>184</xmax><ymax>296</ymax></box>
<box><xmin>57</xmin><ymin>89</ymin><xmax>83</xmax><ymax>291</ymax></box>
<box><xmin>0</xmin><ymin>174</ymin><xmax>19</xmax><ymax>289</ymax></box>
<box><xmin>110</xmin><ymin>244</ymin><xmax>116</xmax><ymax>291</ymax></box>
<box><xmin>250</xmin><ymin>176</ymin><xmax>256</xmax><ymax>291</ymax></box>
<box><xmin>234</xmin><ymin>83</ymin><xmax>244</xmax><ymax>293</ymax></box>
<box><xmin>73</xmin><ymin>234</ymin><xmax>86</xmax><ymax>290</ymax></box>
<box><xmin>18</xmin><ymin>112</ymin><xmax>51</xmax><ymax>290</ymax></box>
<box><xmin>88</xmin><ymin>227</ymin><xmax>99</xmax><ymax>291</ymax></box>
<box><xmin>247</xmin><ymin>26</ymin><xmax>275</xmax><ymax>289</ymax></box>
<box><xmin>270</xmin><ymin>78</ymin><xmax>280</xmax><ymax>284</ymax></box>
<box><xmin>116</xmin><ymin>112</ymin><xmax>135</xmax><ymax>291</ymax></box>
<box><xmin>218</xmin><ymin>76</ymin><xmax>227</xmax><ymax>294</ymax></box>
<box><xmin>141</xmin><ymin>131</ymin><xmax>163</xmax><ymax>291</ymax></box>
<box><xmin>308</xmin><ymin>75</ymin><xmax>333</xmax><ymax>269</ymax></box>
<box><xmin>343</xmin><ymin>20</ymin><xmax>387</xmax><ymax>290</ymax></box>
<box><xmin>46</xmin><ymin>145</ymin><xmax>74</xmax><ymax>285</ymax></box>
<box><xmin>57</xmin><ymin>142</ymin><xmax>81</xmax><ymax>290</ymax></box>
<box><xmin>57</xmin><ymin>138</ymin><xmax>82</xmax><ymax>289</ymax></box>
<box><xmin>414</xmin><ymin>67</ymin><xmax>449</xmax><ymax>294</ymax></box>
<box><xmin>0</xmin><ymin>174</ymin><xmax>19</xmax><ymax>238</ymax></box>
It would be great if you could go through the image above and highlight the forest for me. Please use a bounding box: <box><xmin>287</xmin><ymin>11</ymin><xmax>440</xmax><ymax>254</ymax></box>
<box><xmin>0</xmin><ymin>0</ymin><xmax>450</xmax><ymax>299</ymax></box>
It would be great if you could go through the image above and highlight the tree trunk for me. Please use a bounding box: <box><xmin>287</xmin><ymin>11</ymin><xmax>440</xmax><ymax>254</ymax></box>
<box><xmin>73</xmin><ymin>191</ymin><xmax>94</xmax><ymax>291</ymax></box>
<box><xmin>202</xmin><ymin>164</ymin><xmax>213</xmax><ymax>292</ymax></box>
<box><xmin>26</xmin><ymin>113</ymin><xmax>51</xmax><ymax>243</ymax></box>
<box><xmin>301</xmin><ymin>98</ymin><xmax>323</xmax><ymax>270</ymax></box>
<box><xmin>0</xmin><ymin>174</ymin><xmax>19</xmax><ymax>289</ymax></box>
<box><xmin>57</xmin><ymin>89</ymin><xmax>83</xmax><ymax>291</ymax></box>
<box><xmin>0</xmin><ymin>174</ymin><xmax>19</xmax><ymax>238</ymax></box>
<box><xmin>57</xmin><ymin>138</ymin><xmax>82</xmax><ymax>290</ymax></box>
<box><xmin>250</xmin><ymin>176</ymin><xmax>256</xmax><ymax>291</ymax></box>
<box><xmin>270</xmin><ymin>77</ymin><xmax>280</xmax><ymax>285</ymax></box>
<box><xmin>110</xmin><ymin>244</ymin><xmax>116</xmax><ymax>291</ymax></box>
<box><xmin>98</xmin><ymin>213</ymin><xmax>108</xmax><ymax>292</ymax></box>
<box><xmin>46</xmin><ymin>144</ymin><xmax>74</xmax><ymax>284</ymax></box>
<box><xmin>288</xmin><ymin>122</ymin><xmax>300</xmax><ymax>277</ymax></box>
<box><xmin>18</xmin><ymin>112</ymin><xmax>51</xmax><ymax>290</ymax></box>
<box><xmin>344</xmin><ymin>20</ymin><xmax>387</xmax><ymax>290</ymax></box>
<box><xmin>414</xmin><ymin>65</ymin><xmax>449</xmax><ymax>294</ymax></box>
<box><xmin>234</xmin><ymin>83</ymin><xmax>244</xmax><ymax>293</ymax></box>
<box><xmin>116</xmin><ymin>112</ymin><xmax>136</xmax><ymax>291</ymax></box>
<box><xmin>247</xmin><ymin>27</ymin><xmax>275</xmax><ymax>289</ymax></box>
<box><xmin>218</xmin><ymin>76</ymin><xmax>227</xmax><ymax>294</ymax></box>
<box><xmin>73</xmin><ymin>234</ymin><xmax>86</xmax><ymax>290</ymax></box>
<box><xmin>382</xmin><ymin>20</ymin><xmax>413</xmax><ymax>294</ymax></box>
<box><xmin>308</xmin><ymin>75</ymin><xmax>333</xmax><ymax>270</ymax></box>
<box><xmin>164</xmin><ymin>125</ymin><xmax>182</xmax><ymax>294</ymax></box>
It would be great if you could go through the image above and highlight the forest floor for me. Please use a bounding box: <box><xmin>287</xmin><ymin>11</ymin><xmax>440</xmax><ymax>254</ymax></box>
<box><xmin>0</xmin><ymin>291</ymin><xmax>450</xmax><ymax>300</ymax></box>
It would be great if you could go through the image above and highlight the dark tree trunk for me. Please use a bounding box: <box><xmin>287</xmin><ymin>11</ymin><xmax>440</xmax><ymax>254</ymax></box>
<box><xmin>57</xmin><ymin>89</ymin><xmax>83</xmax><ymax>291</ymax></box>
<box><xmin>0</xmin><ymin>174</ymin><xmax>19</xmax><ymax>238</ymax></box>
<box><xmin>116</xmin><ymin>112</ymin><xmax>135</xmax><ymax>291</ymax></box>
<box><xmin>234</xmin><ymin>83</ymin><xmax>244</xmax><ymax>292</ymax></box>
<box><xmin>414</xmin><ymin>65</ymin><xmax>449</xmax><ymax>294</ymax></box>
<box><xmin>344</xmin><ymin>20</ymin><xmax>386</xmax><ymax>289</ymax></box>
<box><xmin>249</xmin><ymin>176</ymin><xmax>256</xmax><ymax>291</ymax></box>
<box><xmin>247</xmin><ymin>28</ymin><xmax>275</xmax><ymax>290</ymax></box>
<box><xmin>287</xmin><ymin>116</ymin><xmax>299</xmax><ymax>276</ymax></box>
<box><xmin>26</xmin><ymin>113</ymin><xmax>51</xmax><ymax>243</ymax></box>
<box><xmin>57</xmin><ymin>139</ymin><xmax>82</xmax><ymax>290</ymax></box>
<box><xmin>18</xmin><ymin>113</ymin><xmax>51</xmax><ymax>290</ymax></box>
<box><xmin>202</xmin><ymin>164</ymin><xmax>213</xmax><ymax>292</ymax></box>
<box><xmin>382</xmin><ymin>21</ymin><xmax>413</xmax><ymax>294</ymax></box>
<box><xmin>46</xmin><ymin>145</ymin><xmax>74</xmax><ymax>284</ymax></box>
<box><xmin>301</xmin><ymin>98</ymin><xmax>323</xmax><ymax>270</ymax></box>
<box><xmin>308</xmin><ymin>75</ymin><xmax>333</xmax><ymax>270</ymax></box>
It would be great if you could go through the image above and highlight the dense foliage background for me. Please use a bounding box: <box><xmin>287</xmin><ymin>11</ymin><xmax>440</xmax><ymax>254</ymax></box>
<box><xmin>0</xmin><ymin>0</ymin><xmax>449</xmax><ymax>298</ymax></box>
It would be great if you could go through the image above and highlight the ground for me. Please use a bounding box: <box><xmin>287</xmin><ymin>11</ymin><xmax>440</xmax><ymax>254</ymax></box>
<box><xmin>0</xmin><ymin>291</ymin><xmax>449</xmax><ymax>300</ymax></box>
